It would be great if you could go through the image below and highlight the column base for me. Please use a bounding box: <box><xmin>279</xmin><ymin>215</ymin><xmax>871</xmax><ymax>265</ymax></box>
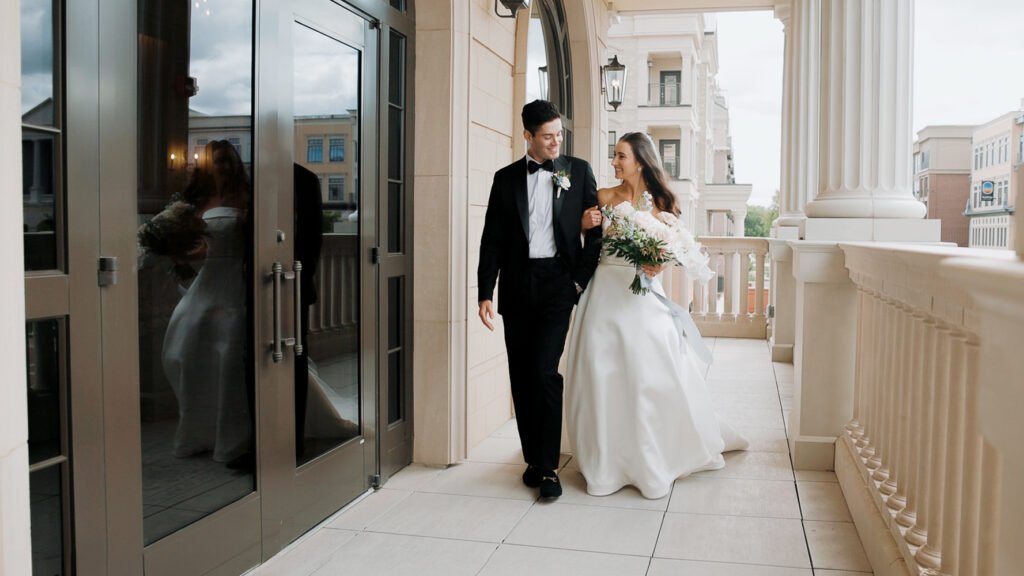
<box><xmin>791</xmin><ymin>435</ymin><xmax>836</xmax><ymax>470</ymax></box>
<box><xmin>804</xmin><ymin>195</ymin><xmax>927</xmax><ymax>220</ymax></box>
<box><xmin>804</xmin><ymin>218</ymin><xmax>941</xmax><ymax>242</ymax></box>
<box><xmin>773</xmin><ymin>217</ymin><xmax>805</xmax><ymax>239</ymax></box>
<box><xmin>771</xmin><ymin>343</ymin><xmax>793</xmax><ymax>362</ymax></box>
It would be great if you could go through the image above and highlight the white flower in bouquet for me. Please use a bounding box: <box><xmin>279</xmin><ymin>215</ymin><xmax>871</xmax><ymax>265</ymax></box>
<box><xmin>612</xmin><ymin>200</ymin><xmax>635</xmax><ymax>219</ymax></box>
<box><xmin>656</xmin><ymin>211</ymin><xmax>678</xmax><ymax>227</ymax></box>
<box><xmin>600</xmin><ymin>192</ymin><xmax>714</xmax><ymax>294</ymax></box>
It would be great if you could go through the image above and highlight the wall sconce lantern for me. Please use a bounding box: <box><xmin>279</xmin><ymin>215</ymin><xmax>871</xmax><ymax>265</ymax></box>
<box><xmin>538</xmin><ymin>65</ymin><xmax>549</xmax><ymax>100</ymax></box>
<box><xmin>601</xmin><ymin>55</ymin><xmax>627</xmax><ymax>111</ymax></box>
<box><xmin>495</xmin><ymin>0</ymin><xmax>530</xmax><ymax>18</ymax></box>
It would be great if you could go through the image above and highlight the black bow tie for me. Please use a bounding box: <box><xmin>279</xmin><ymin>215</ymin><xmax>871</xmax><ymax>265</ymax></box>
<box><xmin>528</xmin><ymin>159</ymin><xmax>554</xmax><ymax>174</ymax></box>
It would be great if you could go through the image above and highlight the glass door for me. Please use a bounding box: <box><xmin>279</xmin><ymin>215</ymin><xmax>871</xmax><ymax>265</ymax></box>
<box><xmin>26</xmin><ymin>0</ymin><xmax>408</xmax><ymax>572</ymax></box>
<box><xmin>257</xmin><ymin>0</ymin><xmax>379</xmax><ymax>550</ymax></box>
<box><xmin>135</xmin><ymin>0</ymin><xmax>262</xmax><ymax>573</ymax></box>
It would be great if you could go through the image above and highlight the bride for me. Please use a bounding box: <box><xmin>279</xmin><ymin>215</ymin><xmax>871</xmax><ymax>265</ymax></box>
<box><xmin>162</xmin><ymin>140</ymin><xmax>252</xmax><ymax>464</ymax></box>
<box><xmin>566</xmin><ymin>132</ymin><xmax>747</xmax><ymax>499</ymax></box>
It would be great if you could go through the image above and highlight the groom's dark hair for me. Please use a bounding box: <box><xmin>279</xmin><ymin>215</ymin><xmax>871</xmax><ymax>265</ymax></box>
<box><xmin>522</xmin><ymin>100</ymin><xmax>561</xmax><ymax>135</ymax></box>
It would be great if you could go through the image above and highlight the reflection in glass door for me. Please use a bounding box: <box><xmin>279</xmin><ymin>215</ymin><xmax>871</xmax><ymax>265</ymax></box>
<box><xmin>292</xmin><ymin>21</ymin><xmax>362</xmax><ymax>466</ymax></box>
<box><xmin>136</xmin><ymin>0</ymin><xmax>255</xmax><ymax>545</ymax></box>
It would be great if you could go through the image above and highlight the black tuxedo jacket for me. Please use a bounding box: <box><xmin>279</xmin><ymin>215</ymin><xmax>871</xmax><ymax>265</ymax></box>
<box><xmin>477</xmin><ymin>154</ymin><xmax>601</xmax><ymax>314</ymax></box>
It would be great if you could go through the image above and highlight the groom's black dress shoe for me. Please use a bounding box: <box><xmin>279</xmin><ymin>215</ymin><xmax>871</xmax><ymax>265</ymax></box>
<box><xmin>522</xmin><ymin>465</ymin><xmax>542</xmax><ymax>488</ymax></box>
<box><xmin>539</xmin><ymin>472</ymin><xmax>562</xmax><ymax>499</ymax></box>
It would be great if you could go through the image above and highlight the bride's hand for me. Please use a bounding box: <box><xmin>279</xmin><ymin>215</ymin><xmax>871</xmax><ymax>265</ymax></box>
<box><xmin>642</xmin><ymin>263</ymin><xmax>668</xmax><ymax>278</ymax></box>
<box><xmin>581</xmin><ymin>206</ymin><xmax>602</xmax><ymax>231</ymax></box>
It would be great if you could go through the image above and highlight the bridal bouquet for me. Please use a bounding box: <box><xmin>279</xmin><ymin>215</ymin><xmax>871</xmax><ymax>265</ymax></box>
<box><xmin>138</xmin><ymin>199</ymin><xmax>206</xmax><ymax>282</ymax></box>
<box><xmin>601</xmin><ymin>192</ymin><xmax>715</xmax><ymax>295</ymax></box>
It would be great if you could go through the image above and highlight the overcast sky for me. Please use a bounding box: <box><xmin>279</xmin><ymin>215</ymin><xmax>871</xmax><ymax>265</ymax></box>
<box><xmin>716</xmin><ymin>1</ymin><xmax>1024</xmax><ymax>208</ymax></box>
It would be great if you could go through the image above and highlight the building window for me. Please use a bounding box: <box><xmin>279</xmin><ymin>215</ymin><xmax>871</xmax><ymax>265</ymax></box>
<box><xmin>307</xmin><ymin>138</ymin><xmax>323</xmax><ymax>163</ymax></box>
<box><xmin>328</xmin><ymin>175</ymin><xmax>345</xmax><ymax>201</ymax></box>
<box><xmin>921</xmin><ymin>150</ymin><xmax>930</xmax><ymax>170</ymax></box>
<box><xmin>1018</xmin><ymin>133</ymin><xmax>1023</xmax><ymax>163</ymax></box>
<box><xmin>608</xmin><ymin>130</ymin><xmax>616</xmax><ymax>158</ymax></box>
<box><xmin>228</xmin><ymin>136</ymin><xmax>242</xmax><ymax>156</ymax></box>
<box><xmin>329</xmin><ymin>137</ymin><xmax>345</xmax><ymax>162</ymax></box>
<box><xmin>659</xmin><ymin>139</ymin><xmax>680</xmax><ymax>178</ymax></box>
<box><xmin>527</xmin><ymin>0</ymin><xmax>574</xmax><ymax>155</ymax></box>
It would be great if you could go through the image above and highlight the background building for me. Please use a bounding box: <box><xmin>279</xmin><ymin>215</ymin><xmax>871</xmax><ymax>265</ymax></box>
<box><xmin>966</xmin><ymin>106</ymin><xmax>1022</xmax><ymax>248</ymax></box>
<box><xmin>913</xmin><ymin>125</ymin><xmax>972</xmax><ymax>246</ymax></box>
<box><xmin>605</xmin><ymin>12</ymin><xmax>751</xmax><ymax>239</ymax></box>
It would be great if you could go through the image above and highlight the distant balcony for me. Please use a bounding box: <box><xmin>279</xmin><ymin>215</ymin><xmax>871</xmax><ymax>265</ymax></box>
<box><xmin>642</xmin><ymin>82</ymin><xmax>691</xmax><ymax>107</ymax></box>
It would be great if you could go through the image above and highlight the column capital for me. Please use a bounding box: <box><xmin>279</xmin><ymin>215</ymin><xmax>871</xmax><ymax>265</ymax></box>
<box><xmin>774</xmin><ymin>1</ymin><xmax>791</xmax><ymax>27</ymax></box>
<box><xmin>774</xmin><ymin>1</ymin><xmax>790</xmax><ymax>27</ymax></box>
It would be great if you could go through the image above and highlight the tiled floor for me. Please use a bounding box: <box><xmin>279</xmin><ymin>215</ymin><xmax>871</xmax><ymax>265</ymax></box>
<box><xmin>248</xmin><ymin>338</ymin><xmax>872</xmax><ymax>576</ymax></box>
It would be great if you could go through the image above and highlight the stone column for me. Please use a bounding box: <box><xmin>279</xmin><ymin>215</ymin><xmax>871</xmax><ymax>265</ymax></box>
<box><xmin>0</xmin><ymin>0</ymin><xmax>32</xmax><ymax>572</ymax></box>
<box><xmin>805</xmin><ymin>0</ymin><xmax>930</xmax><ymax>227</ymax></box>
<box><xmin>770</xmin><ymin>0</ymin><xmax>814</xmax><ymax>375</ymax></box>
<box><xmin>638</xmin><ymin>51</ymin><xmax>650</xmax><ymax>107</ymax></box>
<box><xmin>412</xmin><ymin>1</ymin><xmax>470</xmax><ymax>465</ymax></box>
<box><xmin>789</xmin><ymin>242</ymin><xmax>858</xmax><ymax>469</ymax></box>
<box><xmin>774</xmin><ymin>0</ymin><xmax>821</xmax><ymax>235</ymax></box>
<box><xmin>774</xmin><ymin>2</ymin><xmax>797</xmax><ymax>229</ymax></box>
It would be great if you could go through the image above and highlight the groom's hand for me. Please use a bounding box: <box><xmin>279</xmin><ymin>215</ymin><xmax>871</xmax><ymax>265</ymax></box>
<box><xmin>478</xmin><ymin>300</ymin><xmax>495</xmax><ymax>331</ymax></box>
<box><xmin>581</xmin><ymin>206</ymin><xmax>602</xmax><ymax>231</ymax></box>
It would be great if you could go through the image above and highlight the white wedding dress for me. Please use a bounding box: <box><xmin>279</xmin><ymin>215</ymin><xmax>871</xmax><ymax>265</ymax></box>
<box><xmin>162</xmin><ymin>206</ymin><xmax>251</xmax><ymax>462</ymax></box>
<box><xmin>566</xmin><ymin>216</ymin><xmax>748</xmax><ymax>499</ymax></box>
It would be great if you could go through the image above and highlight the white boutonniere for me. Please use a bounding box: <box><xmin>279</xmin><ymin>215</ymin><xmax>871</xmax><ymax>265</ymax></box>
<box><xmin>552</xmin><ymin>170</ymin><xmax>571</xmax><ymax>198</ymax></box>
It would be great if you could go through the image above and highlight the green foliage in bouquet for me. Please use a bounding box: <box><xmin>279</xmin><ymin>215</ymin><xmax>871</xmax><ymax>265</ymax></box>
<box><xmin>138</xmin><ymin>200</ymin><xmax>205</xmax><ymax>282</ymax></box>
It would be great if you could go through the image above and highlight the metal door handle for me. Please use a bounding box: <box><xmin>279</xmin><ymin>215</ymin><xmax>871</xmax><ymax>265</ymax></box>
<box><xmin>270</xmin><ymin>262</ymin><xmax>297</xmax><ymax>363</ymax></box>
<box><xmin>292</xmin><ymin>260</ymin><xmax>303</xmax><ymax>356</ymax></box>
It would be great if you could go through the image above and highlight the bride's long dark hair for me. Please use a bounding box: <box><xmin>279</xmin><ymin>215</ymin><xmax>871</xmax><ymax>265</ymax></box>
<box><xmin>619</xmin><ymin>132</ymin><xmax>679</xmax><ymax>216</ymax></box>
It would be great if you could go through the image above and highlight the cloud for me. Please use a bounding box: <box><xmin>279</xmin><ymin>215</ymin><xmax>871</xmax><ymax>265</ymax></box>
<box><xmin>20</xmin><ymin>1</ymin><xmax>54</xmax><ymax>113</ymax></box>
<box><xmin>188</xmin><ymin>5</ymin><xmax>254</xmax><ymax>116</ymax></box>
<box><xmin>293</xmin><ymin>24</ymin><xmax>360</xmax><ymax>116</ymax></box>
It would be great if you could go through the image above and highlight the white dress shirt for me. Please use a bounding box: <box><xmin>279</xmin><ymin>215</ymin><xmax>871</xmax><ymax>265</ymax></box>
<box><xmin>525</xmin><ymin>154</ymin><xmax>558</xmax><ymax>258</ymax></box>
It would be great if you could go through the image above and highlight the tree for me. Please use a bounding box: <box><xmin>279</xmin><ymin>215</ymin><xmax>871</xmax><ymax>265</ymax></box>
<box><xmin>744</xmin><ymin>190</ymin><xmax>779</xmax><ymax>238</ymax></box>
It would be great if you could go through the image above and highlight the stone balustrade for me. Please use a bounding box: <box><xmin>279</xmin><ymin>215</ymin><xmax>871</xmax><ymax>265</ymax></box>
<box><xmin>837</xmin><ymin>243</ymin><xmax>1017</xmax><ymax>576</ymax></box>
<box><xmin>685</xmin><ymin>236</ymin><xmax>769</xmax><ymax>339</ymax></box>
<box><xmin>308</xmin><ymin>233</ymin><xmax>360</xmax><ymax>336</ymax></box>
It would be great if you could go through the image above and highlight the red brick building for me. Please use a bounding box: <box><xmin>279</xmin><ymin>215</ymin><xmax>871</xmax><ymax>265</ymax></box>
<box><xmin>914</xmin><ymin>125</ymin><xmax>973</xmax><ymax>246</ymax></box>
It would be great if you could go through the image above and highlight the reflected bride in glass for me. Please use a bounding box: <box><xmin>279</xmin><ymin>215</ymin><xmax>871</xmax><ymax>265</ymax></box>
<box><xmin>161</xmin><ymin>140</ymin><xmax>252</xmax><ymax>464</ymax></box>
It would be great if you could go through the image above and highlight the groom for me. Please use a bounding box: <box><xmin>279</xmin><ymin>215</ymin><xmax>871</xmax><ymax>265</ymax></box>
<box><xmin>477</xmin><ymin>100</ymin><xmax>601</xmax><ymax>499</ymax></box>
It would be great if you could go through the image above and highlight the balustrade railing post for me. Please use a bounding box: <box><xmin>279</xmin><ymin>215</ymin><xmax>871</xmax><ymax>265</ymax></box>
<box><xmin>709</xmin><ymin>251</ymin><xmax>720</xmax><ymax>315</ymax></box>
<box><xmin>724</xmin><ymin>251</ymin><xmax>737</xmax><ymax>320</ymax></box>
<box><xmin>754</xmin><ymin>249</ymin><xmax>766</xmax><ymax>318</ymax></box>
<box><xmin>865</xmin><ymin>291</ymin><xmax>884</xmax><ymax>468</ymax></box>
<box><xmin>940</xmin><ymin>332</ymin><xmax>969</xmax><ymax>574</ymax></box>
<box><xmin>957</xmin><ymin>337</ymin><xmax>982</xmax><ymax>575</ymax></box>
<box><xmin>885</xmin><ymin>304</ymin><xmax>909</xmax><ymax>512</ymax></box>
<box><xmin>916</xmin><ymin>322</ymin><xmax>953</xmax><ymax>571</ymax></box>
<box><xmin>896</xmin><ymin>310</ymin><xmax>928</xmax><ymax>531</ymax></box>
<box><xmin>873</xmin><ymin>296</ymin><xmax>895</xmax><ymax>492</ymax></box>
<box><xmin>907</xmin><ymin>316</ymin><xmax>937</xmax><ymax>549</ymax></box>
<box><xmin>977</xmin><ymin>440</ymin><xmax>1001</xmax><ymax>576</ymax></box>
<box><xmin>847</xmin><ymin>284</ymin><xmax>867</xmax><ymax>441</ymax></box>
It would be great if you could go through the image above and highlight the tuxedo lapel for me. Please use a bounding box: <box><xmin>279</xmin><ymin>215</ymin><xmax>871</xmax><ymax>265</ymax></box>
<box><xmin>551</xmin><ymin>156</ymin><xmax>566</xmax><ymax>226</ymax></box>
<box><xmin>551</xmin><ymin>156</ymin><xmax>571</xmax><ymax>255</ymax></box>
<box><xmin>513</xmin><ymin>158</ymin><xmax>529</xmax><ymax>240</ymax></box>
